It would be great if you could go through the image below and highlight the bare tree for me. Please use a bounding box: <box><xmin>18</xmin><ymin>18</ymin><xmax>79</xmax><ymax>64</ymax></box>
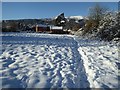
<box><xmin>88</xmin><ymin>3</ymin><xmax>108</xmax><ymax>27</ymax></box>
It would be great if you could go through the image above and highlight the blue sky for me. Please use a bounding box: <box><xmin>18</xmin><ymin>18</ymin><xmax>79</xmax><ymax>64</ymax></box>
<box><xmin>2</xmin><ymin>2</ymin><xmax>118</xmax><ymax>20</ymax></box>
<box><xmin>2</xmin><ymin>0</ymin><xmax>119</xmax><ymax>2</ymax></box>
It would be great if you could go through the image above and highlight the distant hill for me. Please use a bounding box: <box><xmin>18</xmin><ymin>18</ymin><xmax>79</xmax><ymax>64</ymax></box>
<box><xmin>2</xmin><ymin>14</ymin><xmax>86</xmax><ymax>33</ymax></box>
<box><xmin>69</xmin><ymin>16</ymin><xmax>84</xmax><ymax>20</ymax></box>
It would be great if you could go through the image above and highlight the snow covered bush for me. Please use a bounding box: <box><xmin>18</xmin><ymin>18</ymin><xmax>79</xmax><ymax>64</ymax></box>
<box><xmin>77</xmin><ymin>3</ymin><xmax>119</xmax><ymax>41</ymax></box>
<box><xmin>97</xmin><ymin>11</ymin><xmax>120</xmax><ymax>41</ymax></box>
<box><xmin>77</xmin><ymin>11</ymin><xmax>120</xmax><ymax>41</ymax></box>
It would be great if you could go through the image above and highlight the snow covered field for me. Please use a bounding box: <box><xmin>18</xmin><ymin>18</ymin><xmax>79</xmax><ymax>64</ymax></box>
<box><xmin>0</xmin><ymin>33</ymin><xmax>119</xmax><ymax>89</ymax></box>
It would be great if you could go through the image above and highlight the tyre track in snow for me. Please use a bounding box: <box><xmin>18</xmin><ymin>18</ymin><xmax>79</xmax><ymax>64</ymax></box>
<box><xmin>72</xmin><ymin>37</ymin><xmax>90</xmax><ymax>88</ymax></box>
<box><xmin>78</xmin><ymin>45</ymin><xmax>119</xmax><ymax>88</ymax></box>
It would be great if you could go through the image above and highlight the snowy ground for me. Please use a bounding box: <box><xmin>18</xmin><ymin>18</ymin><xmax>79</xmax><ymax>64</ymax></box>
<box><xmin>0</xmin><ymin>33</ymin><xmax>119</xmax><ymax>89</ymax></box>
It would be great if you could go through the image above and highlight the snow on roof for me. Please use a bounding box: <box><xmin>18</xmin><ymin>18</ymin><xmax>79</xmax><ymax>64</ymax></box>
<box><xmin>69</xmin><ymin>16</ymin><xmax>83</xmax><ymax>20</ymax></box>
<box><xmin>50</xmin><ymin>26</ymin><xmax>63</xmax><ymax>30</ymax></box>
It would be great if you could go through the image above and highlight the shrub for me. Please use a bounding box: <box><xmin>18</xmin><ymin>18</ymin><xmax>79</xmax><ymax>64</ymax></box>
<box><xmin>97</xmin><ymin>11</ymin><xmax>120</xmax><ymax>41</ymax></box>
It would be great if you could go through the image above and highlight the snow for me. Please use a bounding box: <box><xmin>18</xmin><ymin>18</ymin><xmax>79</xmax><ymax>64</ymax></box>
<box><xmin>61</xmin><ymin>20</ymin><xmax>65</xmax><ymax>23</ymax></box>
<box><xmin>0</xmin><ymin>33</ymin><xmax>119</xmax><ymax>89</ymax></box>
<box><xmin>50</xmin><ymin>26</ymin><xmax>63</xmax><ymax>30</ymax></box>
<box><xmin>74</xmin><ymin>37</ymin><xmax>119</xmax><ymax>88</ymax></box>
<box><xmin>78</xmin><ymin>46</ymin><xmax>118</xmax><ymax>88</ymax></box>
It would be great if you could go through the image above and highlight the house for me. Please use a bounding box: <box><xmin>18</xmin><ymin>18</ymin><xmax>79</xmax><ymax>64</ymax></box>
<box><xmin>35</xmin><ymin>24</ymin><xmax>50</xmax><ymax>33</ymax></box>
<box><xmin>32</xmin><ymin>24</ymin><xmax>68</xmax><ymax>34</ymax></box>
